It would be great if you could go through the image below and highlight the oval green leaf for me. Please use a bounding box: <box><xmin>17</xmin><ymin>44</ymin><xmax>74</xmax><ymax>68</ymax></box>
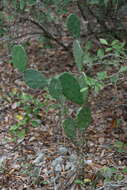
<box><xmin>67</xmin><ymin>14</ymin><xmax>80</xmax><ymax>38</ymax></box>
<box><xmin>48</xmin><ymin>77</ymin><xmax>63</xmax><ymax>100</ymax></box>
<box><xmin>63</xmin><ymin>118</ymin><xmax>76</xmax><ymax>139</ymax></box>
<box><xmin>23</xmin><ymin>69</ymin><xmax>48</xmax><ymax>89</ymax></box>
<box><xmin>73</xmin><ymin>40</ymin><xmax>84</xmax><ymax>71</ymax></box>
<box><xmin>11</xmin><ymin>45</ymin><xmax>27</xmax><ymax>72</ymax></box>
<box><xmin>59</xmin><ymin>72</ymin><xmax>84</xmax><ymax>105</ymax></box>
<box><xmin>76</xmin><ymin>106</ymin><xmax>92</xmax><ymax>129</ymax></box>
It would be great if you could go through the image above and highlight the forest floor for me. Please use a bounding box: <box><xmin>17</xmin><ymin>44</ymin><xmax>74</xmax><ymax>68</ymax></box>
<box><xmin>0</xmin><ymin>34</ymin><xmax>127</xmax><ymax>190</ymax></box>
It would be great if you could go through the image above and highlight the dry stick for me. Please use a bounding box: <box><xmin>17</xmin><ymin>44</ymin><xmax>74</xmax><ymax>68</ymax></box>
<box><xmin>0</xmin><ymin>32</ymin><xmax>45</xmax><ymax>42</ymax></box>
<box><xmin>77</xmin><ymin>0</ymin><xmax>100</xmax><ymax>44</ymax></box>
<box><xmin>39</xmin><ymin>9</ymin><xmax>63</xmax><ymax>38</ymax></box>
<box><xmin>87</xmin><ymin>5</ymin><xmax>121</xmax><ymax>41</ymax></box>
<box><xmin>0</xmin><ymin>32</ymin><xmax>45</xmax><ymax>63</ymax></box>
<box><xmin>21</xmin><ymin>17</ymin><xmax>71</xmax><ymax>53</ymax></box>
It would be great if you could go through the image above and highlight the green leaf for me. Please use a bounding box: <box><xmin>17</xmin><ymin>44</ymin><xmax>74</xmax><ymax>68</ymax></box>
<box><xmin>114</xmin><ymin>141</ymin><xmax>124</xmax><ymax>149</ymax></box>
<box><xmin>31</xmin><ymin>119</ymin><xmax>40</xmax><ymax>127</ymax></box>
<box><xmin>74</xmin><ymin>179</ymin><xmax>84</xmax><ymax>185</ymax></box>
<box><xmin>20</xmin><ymin>0</ymin><xmax>26</xmax><ymax>10</ymax></box>
<box><xmin>11</xmin><ymin>45</ymin><xmax>27</xmax><ymax>72</ymax></box>
<box><xmin>23</xmin><ymin>69</ymin><xmax>48</xmax><ymax>89</ymax></box>
<box><xmin>78</xmin><ymin>75</ymin><xmax>89</xmax><ymax>104</ymax></box>
<box><xmin>76</xmin><ymin>107</ymin><xmax>92</xmax><ymax>129</ymax></box>
<box><xmin>80</xmin><ymin>87</ymin><xmax>88</xmax><ymax>92</ymax></box>
<box><xmin>111</xmin><ymin>39</ymin><xmax>119</xmax><ymax>46</ymax></box>
<box><xmin>114</xmin><ymin>174</ymin><xmax>124</xmax><ymax>181</ymax></box>
<box><xmin>27</xmin><ymin>0</ymin><xmax>36</xmax><ymax>5</ymax></box>
<box><xmin>84</xmin><ymin>76</ymin><xmax>96</xmax><ymax>87</ymax></box>
<box><xmin>94</xmin><ymin>82</ymin><xmax>104</xmax><ymax>94</ymax></box>
<box><xmin>84</xmin><ymin>40</ymin><xmax>93</xmax><ymax>51</ymax></box>
<box><xmin>17</xmin><ymin>129</ymin><xmax>26</xmax><ymax>139</ymax></box>
<box><xmin>12</xmin><ymin>0</ymin><xmax>18</xmax><ymax>9</ymax></box>
<box><xmin>122</xmin><ymin>167</ymin><xmax>127</xmax><ymax>173</ymax></box>
<box><xmin>67</xmin><ymin>14</ymin><xmax>80</xmax><ymax>38</ymax></box>
<box><xmin>59</xmin><ymin>72</ymin><xmax>84</xmax><ymax>105</ymax></box>
<box><xmin>100</xmin><ymin>167</ymin><xmax>113</xmax><ymax>178</ymax></box>
<box><xmin>104</xmin><ymin>0</ymin><xmax>109</xmax><ymax>6</ymax></box>
<box><xmin>97</xmin><ymin>71</ymin><xmax>107</xmax><ymax>80</ymax></box>
<box><xmin>100</xmin><ymin>38</ymin><xmax>108</xmax><ymax>45</ymax></box>
<box><xmin>10</xmin><ymin>124</ymin><xmax>20</xmax><ymax>131</ymax></box>
<box><xmin>97</xmin><ymin>48</ymin><xmax>105</xmax><ymax>57</ymax></box>
<box><xmin>48</xmin><ymin>77</ymin><xmax>63</xmax><ymax>100</ymax></box>
<box><xmin>20</xmin><ymin>92</ymin><xmax>33</xmax><ymax>102</ymax></box>
<box><xmin>73</xmin><ymin>40</ymin><xmax>84</xmax><ymax>71</ymax></box>
<box><xmin>105</xmin><ymin>47</ymin><xmax>112</xmax><ymax>52</ymax></box>
<box><xmin>110</xmin><ymin>74</ymin><xmax>118</xmax><ymax>84</ymax></box>
<box><xmin>63</xmin><ymin>118</ymin><xmax>76</xmax><ymax>139</ymax></box>
<box><xmin>119</xmin><ymin>66</ymin><xmax>127</xmax><ymax>72</ymax></box>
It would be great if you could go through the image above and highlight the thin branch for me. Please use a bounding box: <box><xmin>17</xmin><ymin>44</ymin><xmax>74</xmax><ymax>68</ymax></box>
<box><xmin>86</xmin><ymin>5</ymin><xmax>121</xmax><ymax>40</ymax></box>
<box><xmin>0</xmin><ymin>32</ymin><xmax>44</xmax><ymax>42</ymax></box>
<box><xmin>21</xmin><ymin>17</ymin><xmax>71</xmax><ymax>53</ymax></box>
<box><xmin>76</xmin><ymin>1</ymin><xmax>93</xmax><ymax>35</ymax></box>
<box><xmin>76</xmin><ymin>0</ymin><xmax>103</xmax><ymax>48</ymax></box>
<box><xmin>77</xmin><ymin>0</ymin><xmax>121</xmax><ymax>40</ymax></box>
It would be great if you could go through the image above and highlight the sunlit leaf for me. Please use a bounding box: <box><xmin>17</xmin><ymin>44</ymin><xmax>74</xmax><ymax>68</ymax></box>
<box><xmin>100</xmin><ymin>38</ymin><xmax>108</xmax><ymax>45</ymax></box>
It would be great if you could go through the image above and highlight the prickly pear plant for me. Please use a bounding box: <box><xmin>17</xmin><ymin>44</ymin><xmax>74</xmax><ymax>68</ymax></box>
<box><xmin>9</xmin><ymin>0</ymin><xmax>100</xmax><ymax>143</ymax></box>
<box><xmin>11</xmin><ymin>44</ymin><xmax>92</xmax><ymax>142</ymax></box>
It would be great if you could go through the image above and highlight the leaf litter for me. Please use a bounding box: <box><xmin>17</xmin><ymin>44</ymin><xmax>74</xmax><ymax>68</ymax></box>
<box><xmin>0</xmin><ymin>38</ymin><xmax>127</xmax><ymax>190</ymax></box>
